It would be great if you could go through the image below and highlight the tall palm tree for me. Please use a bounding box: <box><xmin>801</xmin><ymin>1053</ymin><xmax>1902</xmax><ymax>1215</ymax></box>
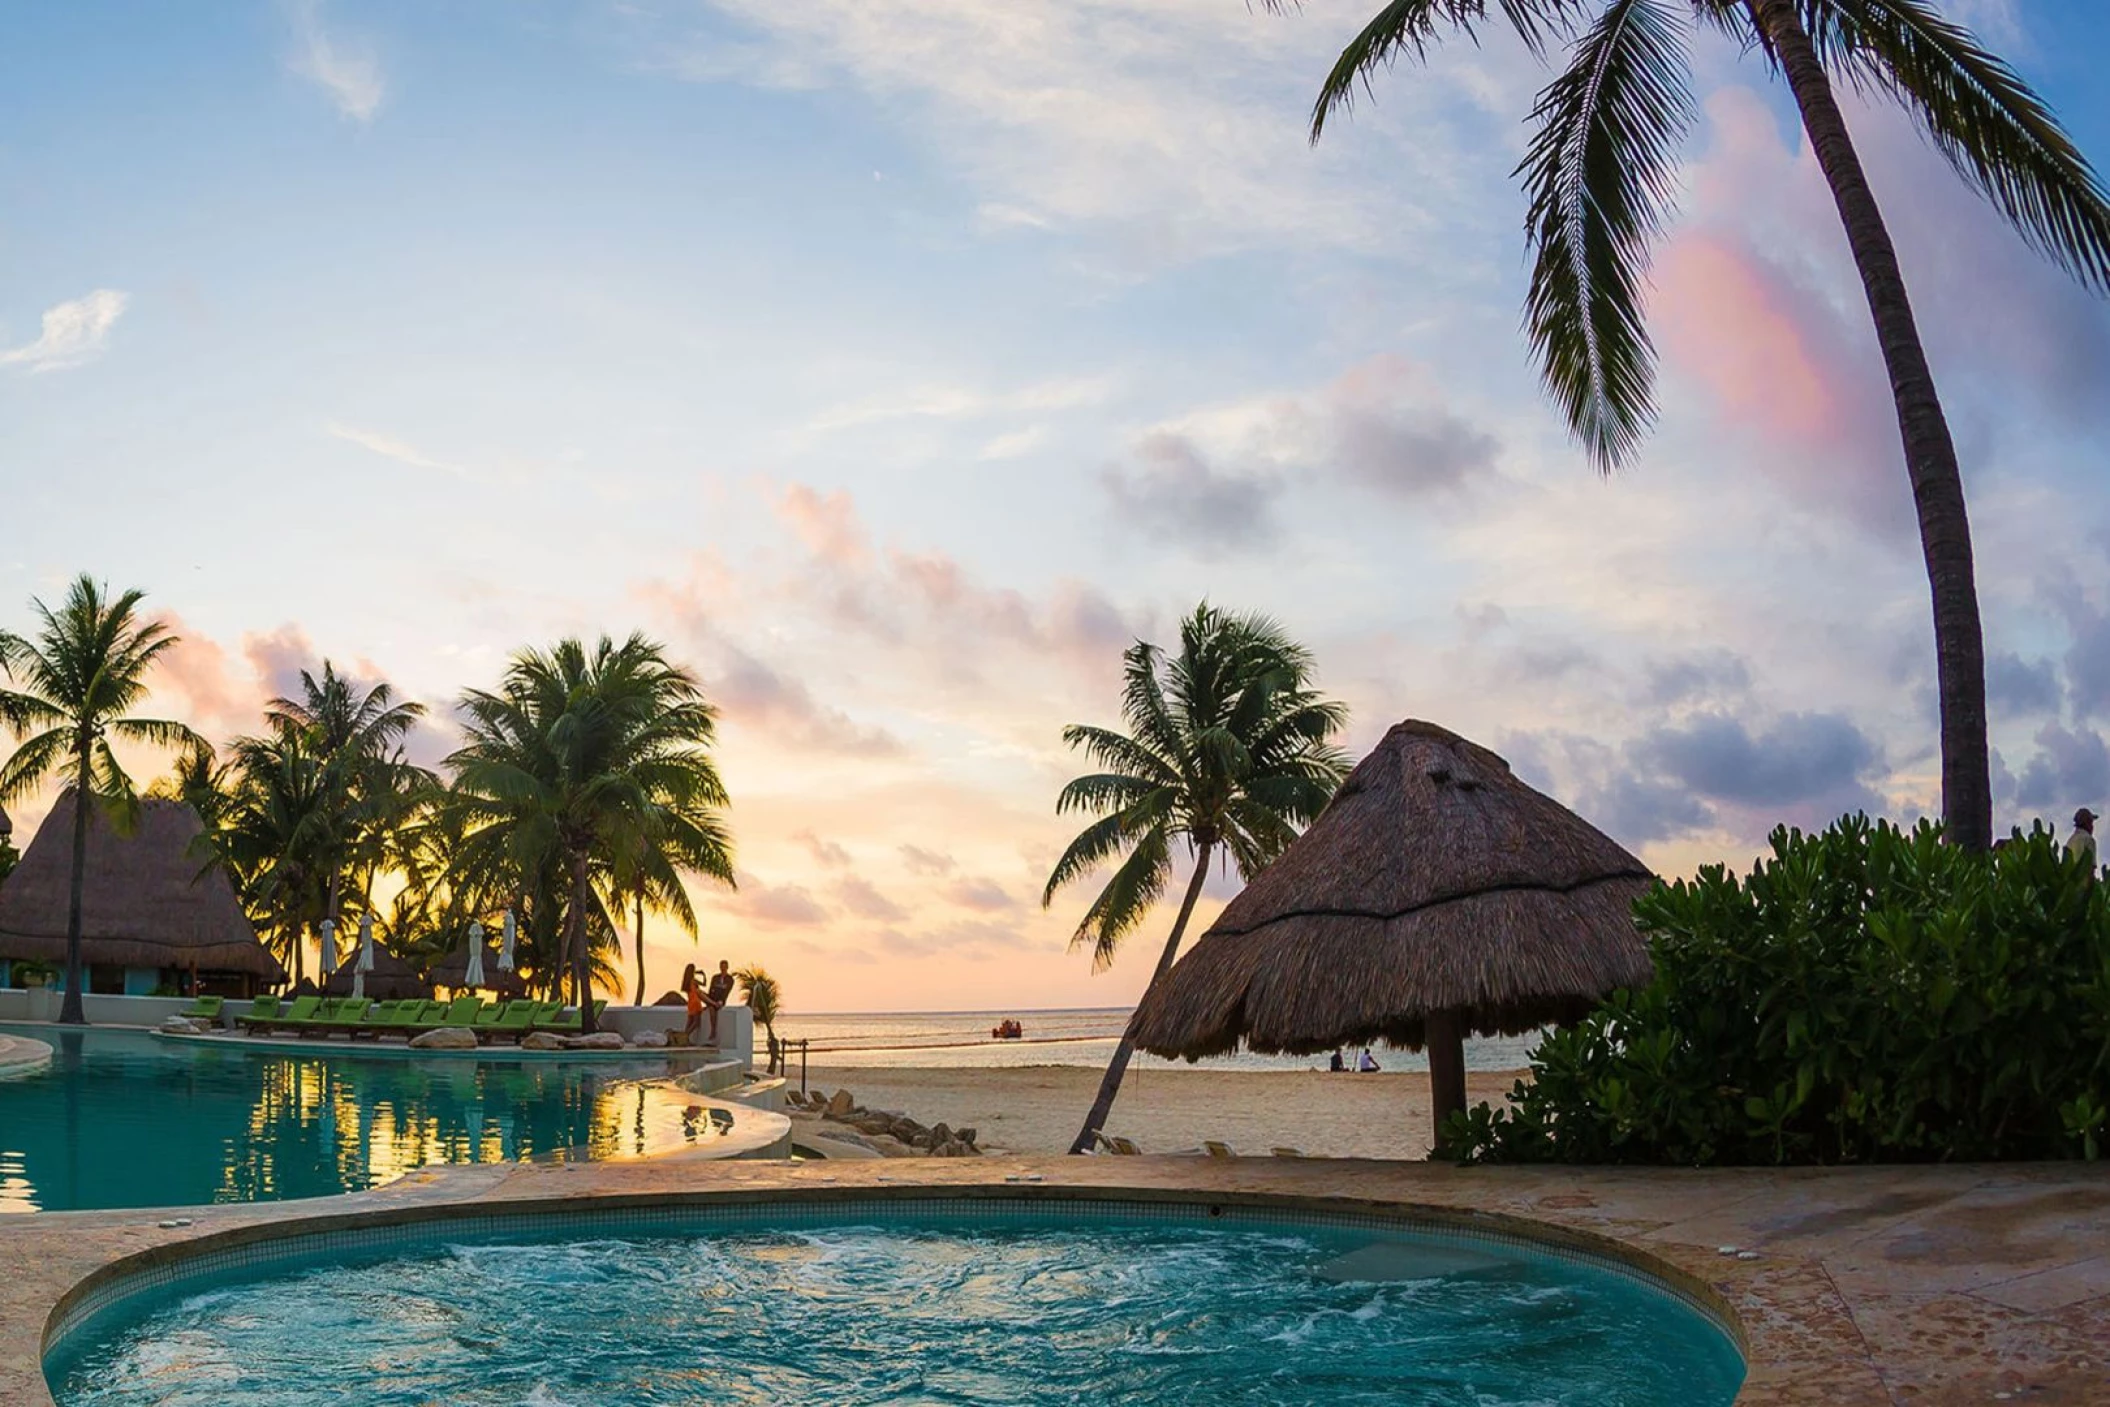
<box><xmin>1043</xmin><ymin>604</ymin><xmax>1349</xmax><ymax>1153</ymax></box>
<box><xmin>0</xmin><ymin>576</ymin><xmax>203</xmax><ymax>1022</ymax></box>
<box><xmin>210</xmin><ymin>728</ymin><xmax>334</xmax><ymax>987</ymax></box>
<box><xmin>267</xmin><ymin>663</ymin><xmax>429</xmax><ymax>967</ymax></box>
<box><xmin>1281</xmin><ymin>0</ymin><xmax>2110</xmax><ymax>851</ymax></box>
<box><xmin>447</xmin><ymin>634</ymin><xmax>734</xmax><ymax>1033</ymax></box>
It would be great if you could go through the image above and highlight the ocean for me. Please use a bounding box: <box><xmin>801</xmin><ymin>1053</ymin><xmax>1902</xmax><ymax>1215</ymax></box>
<box><xmin>775</xmin><ymin>1008</ymin><xmax>1541</xmax><ymax>1074</ymax></box>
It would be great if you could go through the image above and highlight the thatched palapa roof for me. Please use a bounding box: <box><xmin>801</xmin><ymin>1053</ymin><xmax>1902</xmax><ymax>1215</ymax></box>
<box><xmin>323</xmin><ymin>940</ymin><xmax>431</xmax><ymax>1000</ymax></box>
<box><xmin>1128</xmin><ymin>719</ymin><xmax>1655</xmax><ymax>1060</ymax></box>
<box><xmin>427</xmin><ymin>939</ymin><xmax>528</xmax><ymax>996</ymax></box>
<box><xmin>0</xmin><ymin>792</ymin><xmax>285</xmax><ymax>980</ymax></box>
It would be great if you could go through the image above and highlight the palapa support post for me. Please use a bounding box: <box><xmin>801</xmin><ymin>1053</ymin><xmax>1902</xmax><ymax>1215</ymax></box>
<box><xmin>1425</xmin><ymin>1009</ymin><xmax>1468</xmax><ymax>1147</ymax></box>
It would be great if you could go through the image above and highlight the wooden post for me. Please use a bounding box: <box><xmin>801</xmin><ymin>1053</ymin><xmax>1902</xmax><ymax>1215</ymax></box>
<box><xmin>1426</xmin><ymin>1009</ymin><xmax>1468</xmax><ymax>1151</ymax></box>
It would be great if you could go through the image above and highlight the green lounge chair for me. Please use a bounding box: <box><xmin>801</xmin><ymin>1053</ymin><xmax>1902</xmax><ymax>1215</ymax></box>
<box><xmin>233</xmin><ymin>996</ymin><xmax>283</xmax><ymax>1032</ymax></box>
<box><xmin>319</xmin><ymin>997</ymin><xmax>371</xmax><ymax>1034</ymax></box>
<box><xmin>395</xmin><ymin>1000</ymin><xmax>438</xmax><ymax>1032</ymax></box>
<box><xmin>524</xmin><ymin>1001</ymin><xmax>567</xmax><ymax>1033</ymax></box>
<box><xmin>288</xmin><ymin>997</ymin><xmax>345</xmax><ymax>1035</ymax></box>
<box><xmin>178</xmin><ymin>995</ymin><xmax>224</xmax><ymax>1024</ymax></box>
<box><xmin>481</xmin><ymin>1001</ymin><xmax>539</xmax><ymax>1043</ymax></box>
<box><xmin>542</xmin><ymin>999</ymin><xmax>608</xmax><ymax>1036</ymax></box>
<box><xmin>259</xmin><ymin>995</ymin><xmax>321</xmax><ymax>1034</ymax></box>
<box><xmin>440</xmin><ymin>995</ymin><xmax>485</xmax><ymax>1030</ymax></box>
<box><xmin>347</xmin><ymin>1000</ymin><xmax>396</xmax><ymax>1037</ymax></box>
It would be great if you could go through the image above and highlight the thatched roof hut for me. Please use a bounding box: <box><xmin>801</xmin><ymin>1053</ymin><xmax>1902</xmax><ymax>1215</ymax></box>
<box><xmin>0</xmin><ymin>792</ymin><xmax>284</xmax><ymax>986</ymax></box>
<box><xmin>322</xmin><ymin>940</ymin><xmax>431</xmax><ymax>1001</ymax></box>
<box><xmin>1128</xmin><ymin>719</ymin><xmax>1655</xmax><ymax>1134</ymax></box>
<box><xmin>426</xmin><ymin>938</ymin><xmax>528</xmax><ymax>997</ymax></box>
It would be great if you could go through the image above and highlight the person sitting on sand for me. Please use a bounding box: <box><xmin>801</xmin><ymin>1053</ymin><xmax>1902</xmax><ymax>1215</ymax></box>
<box><xmin>705</xmin><ymin>959</ymin><xmax>735</xmax><ymax>1044</ymax></box>
<box><xmin>1328</xmin><ymin>1049</ymin><xmax>1346</xmax><ymax>1073</ymax></box>
<box><xmin>1357</xmin><ymin>1048</ymin><xmax>1380</xmax><ymax>1073</ymax></box>
<box><xmin>681</xmin><ymin>963</ymin><xmax>703</xmax><ymax>1046</ymax></box>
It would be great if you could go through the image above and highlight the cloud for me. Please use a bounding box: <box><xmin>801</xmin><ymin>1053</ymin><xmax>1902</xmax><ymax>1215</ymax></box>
<box><xmin>1101</xmin><ymin>431</ymin><xmax>1280</xmax><ymax>552</ymax></box>
<box><xmin>287</xmin><ymin>0</ymin><xmax>384</xmax><ymax>121</ymax></box>
<box><xmin>1639</xmin><ymin>650</ymin><xmax>1753</xmax><ymax>710</ymax></box>
<box><xmin>1985</xmin><ymin>651</ymin><xmax>2061</xmax><ymax>721</ymax></box>
<box><xmin>1</xmin><ymin>290</ymin><xmax>128</xmax><ymax>372</ymax></box>
<box><xmin>1637</xmin><ymin>711</ymin><xmax>1885</xmax><ymax>813</ymax></box>
<box><xmin>945</xmin><ymin>877</ymin><xmax>1018</xmax><ymax>912</ymax></box>
<box><xmin>326</xmin><ymin>423</ymin><xmax>474</xmax><ymax>480</ymax></box>
<box><xmin>723</xmin><ymin>872</ymin><xmax>831</xmax><ymax>927</ymax></box>
<box><xmin>2013</xmin><ymin>723</ymin><xmax>2110</xmax><ymax>819</ymax></box>
<box><xmin>794</xmin><ymin>831</ymin><xmax>852</xmax><ymax>868</ymax></box>
<box><xmin>1325</xmin><ymin>356</ymin><xmax>1500</xmax><ymax>498</ymax></box>
<box><xmin>834</xmin><ymin>875</ymin><xmax>908</xmax><ymax>922</ymax></box>
<box><xmin>775</xmin><ymin>485</ymin><xmax>870</xmax><ymax>568</ymax></box>
<box><xmin>711</xmin><ymin>641</ymin><xmax>904</xmax><ymax>756</ymax></box>
<box><xmin>899</xmin><ymin>844</ymin><xmax>955</xmax><ymax>877</ymax></box>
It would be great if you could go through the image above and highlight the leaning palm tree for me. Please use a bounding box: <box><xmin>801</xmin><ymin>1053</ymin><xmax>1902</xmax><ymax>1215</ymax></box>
<box><xmin>0</xmin><ymin>576</ymin><xmax>203</xmax><ymax>1022</ymax></box>
<box><xmin>1044</xmin><ymin>604</ymin><xmax>1350</xmax><ymax>1153</ymax></box>
<box><xmin>1280</xmin><ymin>0</ymin><xmax>2110</xmax><ymax>851</ymax></box>
<box><xmin>210</xmin><ymin>727</ymin><xmax>334</xmax><ymax>987</ymax></box>
<box><xmin>447</xmin><ymin>634</ymin><xmax>734</xmax><ymax>1033</ymax></box>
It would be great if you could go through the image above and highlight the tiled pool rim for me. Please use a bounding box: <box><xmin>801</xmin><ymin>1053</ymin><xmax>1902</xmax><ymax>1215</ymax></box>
<box><xmin>40</xmin><ymin>1184</ymin><xmax>1747</xmax><ymax>1374</ymax></box>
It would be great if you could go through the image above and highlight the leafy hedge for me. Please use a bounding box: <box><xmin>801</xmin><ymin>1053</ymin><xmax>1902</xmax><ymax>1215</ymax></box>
<box><xmin>1444</xmin><ymin>816</ymin><xmax>2110</xmax><ymax>1165</ymax></box>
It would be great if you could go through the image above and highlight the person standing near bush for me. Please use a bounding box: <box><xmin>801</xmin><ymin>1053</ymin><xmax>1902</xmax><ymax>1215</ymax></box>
<box><xmin>2068</xmin><ymin>808</ymin><xmax>2098</xmax><ymax>869</ymax></box>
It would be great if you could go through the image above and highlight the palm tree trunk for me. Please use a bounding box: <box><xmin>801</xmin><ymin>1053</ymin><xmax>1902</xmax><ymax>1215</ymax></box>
<box><xmin>59</xmin><ymin>755</ymin><xmax>92</xmax><ymax>1025</ymax></box>
<box><xmin>567</xmin><ymin>851</ymin><xmax>598</xmax><ymax>1034</ymax></box>
<box><xmin>1067</xmin><ymin>841</ymin><xmax>1215</xmax><ymax>1155</ymax></box>
<box><xmin>634</xmin><ymin>895</ymin><xmax>646</xmax><ymax>1006</ymax></box>
<box><xmin>1748</xmin><ymin>0</ymin><xmax>1992</xmax><ymax>851</ymax></box>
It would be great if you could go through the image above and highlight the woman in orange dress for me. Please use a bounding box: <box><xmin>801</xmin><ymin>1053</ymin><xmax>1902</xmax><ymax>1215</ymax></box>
<box><xmin>681</xmin><ymin>963</ymin><xmax>702</xmax><ymax>1045</ymax></box>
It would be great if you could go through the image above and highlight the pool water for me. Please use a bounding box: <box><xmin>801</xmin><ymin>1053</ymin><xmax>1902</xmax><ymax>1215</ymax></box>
<box><xmin>0</xmin><ymin>1024</ymin><xmax>691</xmax><ymax>1212</ymax></box>
<box><xmin>46</xmin><ymin>1205</ymin><xmax>1745</xmax><ymax>1406</ymax></box>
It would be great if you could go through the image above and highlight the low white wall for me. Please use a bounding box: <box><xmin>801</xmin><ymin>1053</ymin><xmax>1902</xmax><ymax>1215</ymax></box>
<box><xmin>0</xmin><ymin>990</ymin><xmax>194</xmax><ymax>1027</ymax></box>
<box><xmin>602</xmin><ymin>1003</ymin><xmax>753</xmax><ymax>1067</ymax></box>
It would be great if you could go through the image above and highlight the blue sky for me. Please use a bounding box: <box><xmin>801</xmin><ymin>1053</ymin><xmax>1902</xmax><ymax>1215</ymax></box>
<box><xmin>3</xmin><ymin>1</ymin><xmax>2108</xmax><ymax>1010</ymax></box>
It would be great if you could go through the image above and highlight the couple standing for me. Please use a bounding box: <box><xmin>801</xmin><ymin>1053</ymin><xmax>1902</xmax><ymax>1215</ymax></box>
<box><xmin>683</xmin><ymin>960</ymin><xmax>734</xmax><ymax>1046</ymax></box>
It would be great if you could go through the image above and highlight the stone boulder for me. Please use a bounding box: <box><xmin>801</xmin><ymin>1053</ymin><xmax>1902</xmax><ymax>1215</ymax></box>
<box><xmin>826</xmin><ymin>1089</ymin><xmax>857</xmax><ymax>1118</ymax></box>
<box><xmin>520</xmin><ymin>1031</ymin><xmax>567</xmax><ymax>1051</ymax></box>
<box><xmin>956</xmin><ymin>1127</ymin><xmax>978</xmax><ymax>1147</ymax></box>
<box><xmin>564</xmin><ymin>1031</ymin><xmax>626</xmax><ymax>1051</ymax></box>
<box><xmin>888</xmin><ymin>1116</ymin><xmax>924</xmax><ymax>1142</ymax></box>
<box><xmin>930</xmin><ymin>1122</ymin><xmax>953</xmax><ymax>1144</ymax></box>
<box><xmin>410</xmin><ymin>1027</ymin><xmax>478</xmax><ymax>1050</ymax></box>
<box><xmin>628</xmin><ymin>1028</ymin><xmax>669</xmax><ymax>1048</ymax></box>
<box><xmin>159</xmin><ymin>1016</ymin><xmax>204</xmax><ymax>1035</ymax></box>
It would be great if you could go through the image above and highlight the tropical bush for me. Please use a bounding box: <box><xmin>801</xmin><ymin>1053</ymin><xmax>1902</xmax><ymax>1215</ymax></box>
<box><xmin>1445</xmin><ymin>816</ymin><xmax>2110</xmax><ymax>1165</ymax></box>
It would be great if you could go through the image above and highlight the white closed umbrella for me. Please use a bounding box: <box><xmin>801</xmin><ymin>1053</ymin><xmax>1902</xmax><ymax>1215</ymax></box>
<box><xmin>318</xmin><ymin>918</ymin><xmax>338</xmax><ymax>978</ymax></box>
<box><xmin>352</xmin><ymin>914</ymin><xmax>375</xmax><ymax>998</ymax></box>
<box><xmin>464</xmin><ymin>921</ymin><xmax>487</xmax><ymax>989</ymax></box>
<box><xmin>499</xmin><ymin>909</ymin><xmax>517</xmax><ymax>972</ymax></box>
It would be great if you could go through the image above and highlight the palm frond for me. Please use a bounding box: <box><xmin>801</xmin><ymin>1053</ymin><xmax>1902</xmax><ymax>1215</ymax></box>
<box><xmin>1801</xmin><ymin>0</ymin><xmax>2110</xmax><ymax>291</ymax></box>
<box><xmin>1518</xmin><ymin>0</ymin><xmax>1693</xmax><ymax>471</ymax></box>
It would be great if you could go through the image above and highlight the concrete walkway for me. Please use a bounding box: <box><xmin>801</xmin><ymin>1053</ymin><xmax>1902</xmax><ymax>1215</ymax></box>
<box><xmin>5</xmin><ymin>1157</ymin><xmax>2106</xmax><ymax>1405</ymax></box>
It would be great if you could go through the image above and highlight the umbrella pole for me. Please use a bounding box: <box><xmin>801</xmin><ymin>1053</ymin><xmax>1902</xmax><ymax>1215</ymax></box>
<box><xmin>1426</xmin><ymin>1010</ymin><xmax>1467</xmax><ymax>1150</ymax></box>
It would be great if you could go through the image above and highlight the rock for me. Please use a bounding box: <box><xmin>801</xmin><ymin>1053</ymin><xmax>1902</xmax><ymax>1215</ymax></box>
<box><xmin>855</xmin><ymin>1116</ymin><xmax>896</xmax><ymax>1137</ymax></box>
<box><xmin>888</xmin><ymin>1117</ymin><xmax>924</xmax><ymax>1141</ymax></box>
<box><xmin>520</xmin><ymin>1032</ymin><xmax>567</xmax><ymax>1051</ymax></box>
<box><xmin>956</xmin><ymin>1127</ymin><xmax>978</xmax><ymax>1147</ymax></box>
<box><xmin>159</xmin><ymin>1016</ymin><xmax>203</xmax><ymax>1034</ymax></box>
<box><xmin>930</xmin><ymin>1122</ymin><xmax>952</xmax><ymax>1144</ymax></box>
<box><xmin>937</xmin><ymin>1139</ymin><xmax>973</xmax><ymax>1158</ymax></box>
<box><xmin>410</xmin><ymin>1027</ymin><xmax>478</xmax><ymax>1050</ymax></box>
<box><xmin>911</xmin><ymin>1130</ymin><xmax>938</xmax><ymax>1150</ymax></box>
<box><xmin>629</xmin><ymin>1029</ymin><xmax>669</xmax><ymax>1048</ymax></box>
<box><xmin>826</xmin><ymin>1089</ymin><xmax>857</xmax><ymax>1118</ymax></box>
<box><xmin>564</xmin><ymin>1031</ymin><xmax>626</xmax><ymax>1050</ymax></box>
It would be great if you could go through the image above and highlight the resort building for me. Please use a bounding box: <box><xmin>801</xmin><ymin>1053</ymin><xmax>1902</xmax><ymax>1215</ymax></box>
<box><xmin>0</xmin><ymin>791</ymin><xmax>283</xmax><ymax>997</ymax></box>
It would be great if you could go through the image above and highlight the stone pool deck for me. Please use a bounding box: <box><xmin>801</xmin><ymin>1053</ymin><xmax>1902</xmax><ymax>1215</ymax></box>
<box><xmin>0</xmin><ymin>1032</ymin><xmax>53</xmax><ymax>1076</ymax></box>
<box><xmin>4</xmin><ymin>1157</ymin><xmax>2105</xmax><ymax>1405</ymax></box>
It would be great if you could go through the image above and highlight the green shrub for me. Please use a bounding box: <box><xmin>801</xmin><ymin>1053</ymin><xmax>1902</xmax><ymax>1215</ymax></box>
<box><xmin>1444</xmin><ymin>816</ymin><xmax>2110</xmax><ymax>1165</ymax></box>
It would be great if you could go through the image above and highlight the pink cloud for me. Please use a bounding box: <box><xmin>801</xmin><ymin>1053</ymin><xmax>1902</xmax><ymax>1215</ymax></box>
<box><xmin>777</xmin><ymin>484</ymin><xmax>870</xmax><ymax>568</ymax></box>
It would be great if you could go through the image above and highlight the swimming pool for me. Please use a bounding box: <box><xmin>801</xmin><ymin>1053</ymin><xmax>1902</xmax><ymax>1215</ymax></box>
<box><xmin>0</xmin><ymin>1024</ymin><xmax>727</xmax><ymax>1213</ymax></box>
<box><xmin>43</xmin><ymin>1199</ymin><xmax>1745</xmax><ymax>1405</ymax></box>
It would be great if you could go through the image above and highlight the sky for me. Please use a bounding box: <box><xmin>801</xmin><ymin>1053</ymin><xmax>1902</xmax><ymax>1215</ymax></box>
<box><xmin>3</xmin><ymin>1</ymin><xmax>2108</xmax><ymax>1014</ymax></box>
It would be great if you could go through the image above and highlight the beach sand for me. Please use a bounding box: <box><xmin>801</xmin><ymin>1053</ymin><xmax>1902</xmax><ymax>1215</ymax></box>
<box><xmin>800</xmin><ymin>1064</ymin><xmax>1529</xmax><ymax>1160</ymax></box>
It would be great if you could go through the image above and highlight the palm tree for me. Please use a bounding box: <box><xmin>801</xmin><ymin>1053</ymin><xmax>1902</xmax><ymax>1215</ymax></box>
<box><xmin>1043</xmin><ymin>604</ymin><xmax>1349</xmax><ymax>1153</ymax></box>
<box><xmin>267</xmin><ymin>663</ymin><xmax>429</xmax><ymax>966</ymax></box>
<box><xmin>1282</xmin><ymin>0</ymin><xmax>2110</xmax><ymax>851</ymax></box>
<box><xmin>0</xmin><ymin>576</ymin><xmax>203</xmax><ymax>1022</ymax></box>
<box><xmin>447</xmin><ymin>634</ymin><xmax>734</xmax><ymax>1033</ymax></box>
<box><xmin>209</xmin><ymin>728</ymin><xmax>334</xmax><ymax>987</ymax></box>
<box><xmin>736</xmin><ymin>966</ymin><xmax>782</xmax><ymax>1073</ymax></box>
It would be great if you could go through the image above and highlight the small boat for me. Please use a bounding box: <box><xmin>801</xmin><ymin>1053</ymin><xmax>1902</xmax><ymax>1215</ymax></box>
<box><xmin>990</xmin><ymin>1019</ymin><xmax>1024</xmax><ymax>1040</ymax></box>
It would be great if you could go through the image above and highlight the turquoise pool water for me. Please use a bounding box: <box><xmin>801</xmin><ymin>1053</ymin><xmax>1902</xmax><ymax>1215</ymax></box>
<box><xmin>0</xmin><ymin>1024</ymin><xmax>694</xmax><ymax>1213</ymax></box>
<box><xmin>46</xmin><ymin>1203</ymin><xmax>1745</xmax><ymax>1406</ymax></box>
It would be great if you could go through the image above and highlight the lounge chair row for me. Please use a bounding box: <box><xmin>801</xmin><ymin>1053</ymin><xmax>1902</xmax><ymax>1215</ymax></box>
<box><xmin>228</xmin><ymin>994</ymin><xmax>608</xmax><ymax>1043</ymax></box>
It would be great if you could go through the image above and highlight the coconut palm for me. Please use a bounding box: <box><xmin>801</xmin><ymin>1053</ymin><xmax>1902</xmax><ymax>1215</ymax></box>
<box><xmin>267</xmin><ymin>662</ymin><xmax>430</xmax><ymax>962</ymax></box>
<box><xmin>447</xmin><ymin>634</ymin><xmax>734</xmax><ymax>1033</ymax></box>
<box><xmin>210</xmin><ymin>728</ymin><xmax>334</xmax><ymax>986</ymax></box>
<box><xmin>1281</xmin><ymin>0</ymin><xmax>2110</xmax><ymax>851</ymax></box>
<box><xmin>0</xmin><ymin>576</ymin><xmax>203</xmax><ymax>1022</ymax></box>
<box><xmin>1043</xmin><ymin>604</ymin><xmax>1350</xmax><ymax>1153</ymax></box>
<box><xmin>736</xmin><ymin>966</ymin><xmax>782</xmax><ymax>1073</ymax></box>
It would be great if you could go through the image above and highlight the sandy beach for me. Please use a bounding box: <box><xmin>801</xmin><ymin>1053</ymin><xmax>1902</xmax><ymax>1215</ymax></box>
<box><xmin>800</xmin><ymin>1064</ymin><xmax>1529</xmax><ymax>1160</ymax></box>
